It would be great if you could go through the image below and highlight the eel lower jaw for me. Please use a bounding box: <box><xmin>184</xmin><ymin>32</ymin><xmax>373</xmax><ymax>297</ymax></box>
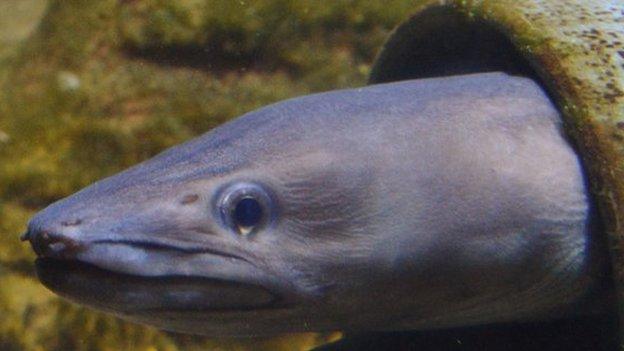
<box><xmin>35</xmin><ymin>258</ymin><xmax>286</xmax><ymax>315</ymax></box>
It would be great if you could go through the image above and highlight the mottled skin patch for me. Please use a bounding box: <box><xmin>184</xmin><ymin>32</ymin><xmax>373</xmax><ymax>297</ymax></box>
<box><xmin>370</xmin><ymin>0</ymin><xmax>624</xmax><ymax>336</ymax></box>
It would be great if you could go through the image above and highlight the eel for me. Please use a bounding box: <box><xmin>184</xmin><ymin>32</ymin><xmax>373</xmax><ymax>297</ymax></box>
<box><xmin>22</xmin><ymin>72</ymin><xmax>611</xmax><ymax>337</ymax></box>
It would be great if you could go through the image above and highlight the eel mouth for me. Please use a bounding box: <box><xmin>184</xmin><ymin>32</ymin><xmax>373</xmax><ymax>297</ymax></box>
<box><xmin>36</xmin><ymin>258</ymin><xmax>282</xmax><ymax>314</ymax></box>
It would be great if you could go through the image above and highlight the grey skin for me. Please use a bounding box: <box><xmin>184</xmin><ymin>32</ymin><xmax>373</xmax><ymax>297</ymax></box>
<box><xmin>23</xmin><ymin>72</ymin><xmax>607</xmax><ymax>336</ymax></box>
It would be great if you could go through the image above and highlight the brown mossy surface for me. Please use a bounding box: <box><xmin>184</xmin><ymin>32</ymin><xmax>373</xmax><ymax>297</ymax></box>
<box><xmin>0</xmin><ymin>0</ymin><xmax>412</xmax><ymax>350</ymax></box>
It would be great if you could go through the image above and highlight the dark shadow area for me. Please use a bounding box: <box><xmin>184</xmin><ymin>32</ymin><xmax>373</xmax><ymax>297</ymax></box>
<box><xmin>123</xmin><ymin>44</ymin><xmax>271</xmax><ymax>74</ymax></box>
<box><xmin>0</xmin><ymin>260</ymin><xmax>37</xmax><ymax>278</ymax></box>
<box><xmin>369</xmin><ymin>6</ymin><xmax>537</xmax><ymax>84</ymax></box>
<box><xmin>314</xmin><ymin>314</ymin><xmax>620</xmax><ymax>351</ymax></box>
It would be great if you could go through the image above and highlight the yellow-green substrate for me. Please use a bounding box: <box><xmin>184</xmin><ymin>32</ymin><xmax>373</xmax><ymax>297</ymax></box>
<box><xmin>0</xmin><ymin>0</ymin><xmax>412</xmax><ymax>350</ymax></box>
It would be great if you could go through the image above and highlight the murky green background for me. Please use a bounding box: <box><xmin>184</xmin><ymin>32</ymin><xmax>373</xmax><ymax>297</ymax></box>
<box><xmin>0</xmin><ymin>1</ymin><xmax>412</xmax><ymax>350</ymax></box>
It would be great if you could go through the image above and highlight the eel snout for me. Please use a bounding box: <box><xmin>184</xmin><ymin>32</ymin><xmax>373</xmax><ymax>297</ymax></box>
<box><xmin>25</xmin><ymin>228</ymin><xmax>84</xmax><ymax>260</ymax></box>
<box><xmin>22</xmin><ymin>213</ymin><xmax>86</xmax><ymax>261</ymax></box>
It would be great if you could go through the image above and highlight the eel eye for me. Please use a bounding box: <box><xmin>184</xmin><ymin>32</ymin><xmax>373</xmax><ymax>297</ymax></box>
<box><xmin>217</xmin><ymin>182</ymin><xmax>273</xmax><ymax>236</ymax></box>
<box><xmin>232</xmin><ymin>197</ymin><xmax>263</xmax><ymax>235</ymax></box>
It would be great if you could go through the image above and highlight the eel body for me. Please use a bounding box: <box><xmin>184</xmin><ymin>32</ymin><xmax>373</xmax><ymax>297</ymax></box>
<box><xmin>23</xmin><ymin>73</ymin><xmax>606</xmax><ymax>336</ymax></box>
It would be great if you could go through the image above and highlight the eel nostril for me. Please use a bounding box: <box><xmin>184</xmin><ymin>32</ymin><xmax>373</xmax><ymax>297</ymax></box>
<box><xmin>29</xmin><ymin>229</ymin><xmax>83</xmax><ymax>259</ymax></box>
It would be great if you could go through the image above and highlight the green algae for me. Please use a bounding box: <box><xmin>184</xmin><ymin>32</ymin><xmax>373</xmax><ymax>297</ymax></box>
<box><xmin>0</xmin><ymin>0</ymin><xmax>411</xmax><ymax>350</ymax></box>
